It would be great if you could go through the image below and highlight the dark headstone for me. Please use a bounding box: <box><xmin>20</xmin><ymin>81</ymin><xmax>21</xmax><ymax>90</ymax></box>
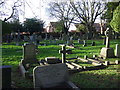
<box><xmin>0</xmin><ymin>65</ymin><xmax>11</xmax><ymax>89</ymax></box>
<box><xmin>91</xmin><ymin>41</ymin><xmax>95</xmax><ymax>46</ymax></box>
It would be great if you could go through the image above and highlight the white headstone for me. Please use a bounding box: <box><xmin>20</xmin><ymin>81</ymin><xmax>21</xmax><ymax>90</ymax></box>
<box><xmin>33</xmin><ymin>63</ymin><xmax>69</xmax><ymax>88</ymax></box>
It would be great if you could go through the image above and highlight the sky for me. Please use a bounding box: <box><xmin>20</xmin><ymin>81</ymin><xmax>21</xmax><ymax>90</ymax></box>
<box><xmin>1</xmin><ymin>0</ymin><xmax>119</xmax><ymax>29</ymax></box>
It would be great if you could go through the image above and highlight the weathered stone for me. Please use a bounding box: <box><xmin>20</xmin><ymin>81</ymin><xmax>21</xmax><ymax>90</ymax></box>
<box><xmin>33</xmin><ymin>63</ymin><xmax>69</xmax><ymax>88</ymax></box>
<box><xmin>19</xmin><ymin>63</ymin><xmax>29</xmax><ymax>78</ymax></box>
<box><xmin>115</xmin><ymin>60</ymin><xmax>120</xmax><ymax>64</ymax></box>
<box><xmin>115</xmin><ymin>44</ymin><xmax>120</xmax><ymax>58</ymax></box>
<box><xmin>100</xmin><ymin>47</ymin><xmax>115</xmax><ymax>59</ymax></box>
<box><xmin>45</xmin><ymin>57</ymin><xmax>61</xmax><ymax>64</ymax></box>
<box><xmin>21</xmin><ymin>43</ymin><xmax>38</xmax><ymax>66</ymax></box>
<box><xmin>104</xmin><ymin>61</ymin><xmax>110</xmax><ymax>66</ymax></box>
<box><xmin>84</xmin><ymin>55</ymin><xmax>88</xmax><ymax>59</ymax></box>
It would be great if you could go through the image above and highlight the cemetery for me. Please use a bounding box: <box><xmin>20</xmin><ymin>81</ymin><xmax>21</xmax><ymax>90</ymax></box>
<box><xmin>1</xmin><ymin>38</ymin><xmax>120</xmax><ymax>89</ymax></box>
<box><xmin>1</xmin><ymin>0</ymin><xmax>120</xmax><ymax>89</ymax></box>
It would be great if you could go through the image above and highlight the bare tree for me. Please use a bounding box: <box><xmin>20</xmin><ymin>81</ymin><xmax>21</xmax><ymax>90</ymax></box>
<box><xmin>0</xmin><ymin>0</ymin><xmax>23</xmax><ymax>22</ymax></box>
<box><xmin>48</xmin><ymin>1</ymin><xmax>76</xmax><ymax>34</ymax></box>
<box><xmin>70</xmin><ymin>0</ymin><xmax>106</xmax><ymax>39</ymax></box>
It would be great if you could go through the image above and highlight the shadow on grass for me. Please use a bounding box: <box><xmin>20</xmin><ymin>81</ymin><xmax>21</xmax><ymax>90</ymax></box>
<box><xmin>70</xmin><ymin>69</ymin><xmax>119</xmax><ymax>88</ymax></box>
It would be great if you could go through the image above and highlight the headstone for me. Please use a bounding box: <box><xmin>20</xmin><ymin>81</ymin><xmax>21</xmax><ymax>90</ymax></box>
<box><xmin>21</xmin><ymin>43</ymin><xmax>38</xmax><ymax>66</ymax></box>
<box><xmin>45</xmin><ymin>57</ymin><xmax>61</xmax><ymax>64</ymax></box>
<box><xmin>45</xmin><ymin>33</ymin><xmax>48</xmax><ymax>40</ymax></box>
<box><xmin>84</xmin><ymin>55</ymin><xmax>88</xmax><ymax>59</ymax></box>
<box><xmin>100</xmin><ymin>28</ymin><xmax>115</xmax><ymax>58</ymax></box>
<box><xmin>83</xmin><ymin>40</ymin><xmax>87</xmax><ymax>47</ymax></box>
<box><xmin>38</xmin><ymin>35</ymin><xmax>42</xmax><ymax>41</ymax></box>
<box><xmin>115</xmin><ymin>44</ymin><xmax>120</xmax><ymax>58</ymax></box>
<box><xmin>78</xmin><ymin>39</ymin><xmax>83</xmax><ymax>44</ymax></box>
<box><xmin>31</xmin><ymin>33</ymin><xmax>37</xmax><ymax>45</ymax></box>
<box><xmin>24</xmin><ymin>35</ymin><xmax>29</xmax><ymax>42</ymax></box>
<box><xmin>91</xmin><ymin>41</ymin><xmax>95</xmax><ymax>46</ymax></box>
<box><xmin>115</xmin><ymin>60</ymin><xmax>119</xmax><ymax>64</ymax></box>
<box><xmin>33</xmin><ymin>63</ymin><xmax>69</xmax><ymax>88</ymax></box>
<box><xmin>59</xmin><ymin>45</ymin><xmax>70</xmax><ymax>63</ymax></box>
<box><xmin>29</xmin><ymin>35</ymin><xmax>34</xmax><ymax>44</ymax></box>
<box><xmin>0</xmin><ymin>65</ymin><xmax>11</xmax><ymax>89</ymax></box>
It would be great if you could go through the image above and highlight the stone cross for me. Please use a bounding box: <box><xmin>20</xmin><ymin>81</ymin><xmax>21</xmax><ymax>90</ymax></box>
<box><xmin>105</xmin><ymin>28</ymin><xmax>110</xmax><ymax>48</ymax></box>
<box><xmin>59</xmin><ymin>45</ymin><xmax>69</xmax><ymax>63</ymax></box>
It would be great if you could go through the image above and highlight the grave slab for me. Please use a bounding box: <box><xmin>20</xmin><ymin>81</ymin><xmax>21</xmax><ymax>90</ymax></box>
<box><xmin>33</xmin><ymin>63</ymin><xmax>79</xmax><ymax>89</ymax></box>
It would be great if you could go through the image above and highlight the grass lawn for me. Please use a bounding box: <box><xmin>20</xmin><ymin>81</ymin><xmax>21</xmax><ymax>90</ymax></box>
<box><xmin>2</xmin><ymin>39</ymin><xmax>120</xmax><ymax>88</ymax></box>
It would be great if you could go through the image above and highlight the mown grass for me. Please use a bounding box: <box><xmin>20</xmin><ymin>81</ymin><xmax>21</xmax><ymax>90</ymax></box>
<box><xmin>2</xmin><ymin>39</ymin><xmax>120</xmax><ymax>88</ymax></box>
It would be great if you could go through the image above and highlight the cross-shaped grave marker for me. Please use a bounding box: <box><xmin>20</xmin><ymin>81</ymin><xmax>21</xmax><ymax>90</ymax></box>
<box><xmin>59</xmin><ymin>45</ymin><xmax>70</xmax><ymax>63</ymax></box>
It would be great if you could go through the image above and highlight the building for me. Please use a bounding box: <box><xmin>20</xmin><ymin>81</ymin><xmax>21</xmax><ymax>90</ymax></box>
<box><xmin>45</xmin><ymin>22</ymin><xmax>106</xmax><ymax>33</ymax></box>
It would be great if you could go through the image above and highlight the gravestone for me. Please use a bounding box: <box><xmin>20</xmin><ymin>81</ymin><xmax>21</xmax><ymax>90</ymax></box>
<box><xmin>59</xmin><ymin>45</ymin><xmax>70</xmax><ymax>63</ymax></box>
<box><xmin>91</xmin><ymin>41</ymin><xmax>95</xmax><ymax>46</ymax></box>
<box><xmin>115</xmin><ymin>44</ymin><xmax>120</xmax><ymax>58</ymax></box>
<box><xmin>0</xmin><ymin>65</ymin><xmax>11</xmax><ymax>89</ymax></box>
<box><xmin>100</xmin><ymin>28</ymin><xmax>115</xmax><ymax>59</ymax></box>
<box><xmin>83</xmin><ymin>40</ymin><xmax>87</xmax><ymax>47</ymax></box>
<box><xmin>45</xmin><ymin>33</ymin><xmax>48</xmax><ymax>40</ymax></box>
<box><xmin>20</xmin><ymin>43</ymin><xmax>38</xmax><ymax>66</ymax></box>
<box><xmin>49</xmin><ymin>35</ymin><xmax>54</xmax><ymax>43</ymax></box>
<box><xmin>33</xmin><ymin>63</ymin><xmax>79</xmax><ymax>89</ymax></box>
<box><xmin>32</xmin><ymin>34</ymin><xmax>37</xmax><ymax>45</ymax></box>
<box><xmin>29</xmin><ymin>35</ymin><xmax>34</xmax><ymax>44</ymax></box>
<box><xmin>38</xmin><ymin>35</ymin><xmax>42</xmax><ymax>41</ymax></box>
<box><xmin>45</xmin><ymin>57</ymin><xmax>61</xmax><ymax>64</ymax></box>
<box><xmin>24</xmin><ymin>35</ymin><xmax>29</xmax><ymax>42</ymax></box>
<box><xmin>67</xmin><ymin>36</ymin><xmax>73</xmax><ymax>46</ymax></box>
<box><xmin>78</xmin><ymin>39</ymin><xmax>83</xmax><ymax>44</ymax></box>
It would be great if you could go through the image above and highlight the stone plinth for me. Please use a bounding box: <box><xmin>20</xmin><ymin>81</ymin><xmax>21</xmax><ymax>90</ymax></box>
<box><xmin>45</xmin><ymin>57</ymin><xmax>61</xmax><ymax>64</ymax></box>
<box><xmin>100</xmin><ymin>47</ymin><xmax>115</xmax><ymax>59</ymax></box>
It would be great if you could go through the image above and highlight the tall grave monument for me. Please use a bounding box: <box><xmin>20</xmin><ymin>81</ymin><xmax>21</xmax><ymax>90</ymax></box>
<box><xmin>100</xmin><ymin>28</ymin><xmax>115</xmax><ymax>59</ymax></box>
